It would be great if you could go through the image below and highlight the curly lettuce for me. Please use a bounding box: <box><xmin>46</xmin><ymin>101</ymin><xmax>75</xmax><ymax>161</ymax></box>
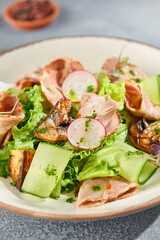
<box><xmin>11</xmin><ymin>85</ymin><xmax>46</xmax><ymax>150</ymax></box>
<box><xmin>0</xmin><ymin>85</ymin><xmax>47</xmax><ymax>177</ymax></box>
<box><xmin>95</xmin><ymin>72</ymin><xmax>125</xmax><ymax>110</ymax></box>
<box><xmin>78</xmin><ymin>141</ymin><xmax>157</xmax><ymax>184</ymax></box>
<box><xmin>77</xmin><ymin>146</ymin><xmax>121</xmax><ymax>181</ymax></box>
<box><xmin>0</xmin><ymin>147</ymin><xmax>10</xmax><ymax>178</ymax></box>
<box><xmin>61</xmin><ymin>123</ymin><xmax>127</xmax><ymax>192</ymax></box>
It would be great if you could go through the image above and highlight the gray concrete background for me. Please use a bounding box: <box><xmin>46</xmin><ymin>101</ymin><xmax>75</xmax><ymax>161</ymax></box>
<box><xmin>1</xmin><ymin>0</ymin><xmax>160</xmax><ymax>239</ymax></box>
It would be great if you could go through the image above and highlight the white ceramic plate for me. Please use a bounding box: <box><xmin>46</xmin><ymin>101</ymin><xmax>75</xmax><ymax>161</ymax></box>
<box><xmin>0</xmin><ymin>36</ymin><xmax>160</xmax><ymax>220</ymax></box>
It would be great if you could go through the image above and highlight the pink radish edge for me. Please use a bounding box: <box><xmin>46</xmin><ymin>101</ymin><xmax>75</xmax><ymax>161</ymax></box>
<box><xmin>67</xmin><ymin>117</ymin><xmax>106</xmax><ymax>150</ymax></box>
<box><xmin>61</xmin><ymin>70</ymin><xmax>98</xmax><ymax>103</ymax></box>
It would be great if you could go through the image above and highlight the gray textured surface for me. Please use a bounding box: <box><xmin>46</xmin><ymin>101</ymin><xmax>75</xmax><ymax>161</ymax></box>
<box><xmin>1</xmin><ymin>0</ymin><xmax>160</xmax><ymax>50</ymax></box>
<box><xmin>1</xmin><ymin>0</ymin><xmax>160</xmax><ymax>239</ymax></box>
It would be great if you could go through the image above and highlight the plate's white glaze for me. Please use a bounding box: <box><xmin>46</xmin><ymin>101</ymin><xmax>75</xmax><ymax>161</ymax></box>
<box><xmin>0</xmin><ymin>36</ymin><xmax>160</xmax><ymax>220</ymax></box>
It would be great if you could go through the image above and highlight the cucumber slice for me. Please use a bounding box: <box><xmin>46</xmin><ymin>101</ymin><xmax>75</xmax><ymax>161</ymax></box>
<box><xmin>21</xmin><ymin>142</ymin><xmax>72</xmax><ymax>198</ymax></box>
<box><xmin>138</xmin><ymin>161</ymin><xmax>157</xmax><ymax>185</ymax></box>
<box><xmin>113</xmin><ymin>141</ymin><xmax>157</xmax><ymax>185</ymax></box>
<box><xmin>50</xmin><ymin>178</ymin><xmax>61</xmax><ymax>199</ymax></box>
<box><xmin>115</xmin><ymin>152</ymin><xmax>156</xmax><ymax>184</ymax></box>
<box><xmin>140</xmin><ymin>75</ymin><xmax>160</xmax><ymax>104</ymax></box>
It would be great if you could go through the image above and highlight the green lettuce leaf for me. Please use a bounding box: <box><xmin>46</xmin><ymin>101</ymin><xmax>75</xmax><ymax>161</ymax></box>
<box><xmin>0</xmin><ymin>147</ymin><xmax>10</xmax><ymax>178</ymax></box>
<box><xmin>11</xmin><ymin>85</ymin><xmax>46</xmax><ymax>150</ymax></box>
<box><xmin>61</xmin><ymin>123</ymin><xmax>127</xmax><ymax>192</ymax></box>
<box><xmin>0</xmin><ymin>85</ymin><xmax>46</xmax><ymax>177</ymax></box>
<box><xmin>6</xmin><ymin>88</ymin><xmax>17</xmax><ymax>96</ymax></box>
<box><xmin>61</xmin><ymin>162</ymin><xmax>78</xmax><ymax>193</ymax></box>
<box><xmin>95</xmin><ymin>72</ymin><xmax>125</xmax><ymax>110</ymax></box>
<box><xmin>77</xmin><ymin>146</ymin><xmax>121</xmax><ymax>181</ymax></box>
<box><xmin>78</xmin><ymin>141</ymin><xmax>157</xmax><ymax>184</ymax></box>
<box><xmin>69</xmin><ymin>103</ymin><xmax>79</xmax><ymax>119</ymax></box>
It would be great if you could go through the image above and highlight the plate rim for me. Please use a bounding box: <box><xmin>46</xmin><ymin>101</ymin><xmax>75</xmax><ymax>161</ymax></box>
<box><xmin>0</xmin><ymin>35</ymin><xmax>160</xmax><ymax>220</ymax></box>
<box><xmin>0</xmin><ymin>35</ymin><xmax>160</xmax><ymax>56</ymax></box>
<box><xmin>0</xmin><ymin>196</ymin><xmax>160</xmax><ymax>220</ymax></box>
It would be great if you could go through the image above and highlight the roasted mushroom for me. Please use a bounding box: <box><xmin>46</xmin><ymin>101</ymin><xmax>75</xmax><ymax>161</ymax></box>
<box><xmin>34</xmin><ymin>98</ymin><xmax>73</xmax><ymax>143</ymax></box>
<box><xmin>129</xmin><ymin>118</ymin><xmax>160</xmax><ymax>154</ymax></box>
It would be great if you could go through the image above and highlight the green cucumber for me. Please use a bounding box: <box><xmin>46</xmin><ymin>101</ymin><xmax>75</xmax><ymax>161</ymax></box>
<box><xmin>113</xmin><ymin>141</ymin><xmax>157</xmax><ymax>185</ymax></box>
<box><xmin>140</xmin><ymin>75</ymin><xmax>160</xmax><ymax>104</ymax></box>
<box><xmin>138</xmin><ymin>161</ymin><xmax>157</xmax><ymax>185</ymax></box>
<box><xmin>50</xmin><ymin>178</ymin><xmax>61</xmax><ymax>199</ymax></box>
<box><xmin>21</xmin><ymin>142</ymin><xmax>72</xmax><ymax>198</ymax></box>
<box><xmin>115</xmin><ymin>152</ymin><xmax>157</xmax><ymax>184</ymax></box>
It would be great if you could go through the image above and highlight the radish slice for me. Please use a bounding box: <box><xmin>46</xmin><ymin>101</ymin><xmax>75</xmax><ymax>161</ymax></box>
<box><xmin>67</xmin><ymin>118</ymin><xmax>106</xmax><ymax>149</ymax></box>
<box><xmin>62</xmin><ymin>70</ymin><xmax>98</xmax><ymax>102</ymax></box>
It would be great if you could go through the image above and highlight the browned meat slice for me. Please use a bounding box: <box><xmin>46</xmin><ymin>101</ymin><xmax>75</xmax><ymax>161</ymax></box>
<box><xmin>34</xmin><ymin>98</ymin><xmax>72</xmax><ymax>142</ymax></box>
<box><xmin>77</xmin><ymin>177</ymin><xmax>139</xmax><ymax>208</ymax></box>
<box><xmin>77</xmin><ymin>93</ymin><xmax>121</xmax><ymax>136</ymax></box>
<box><xmin>106</xmin><ymin>112</ymin><xmax>121</xmax><ymax>137</ymax></box>
<box><xmin>9</xmin><ymin>150</ymin><xmax>35</xmax><ymax>190</ymax></box>
<box><xmin>103</xmin><ymin>56</ymin><xmax>120</xmax><ymax>72</ymax></box>
<box><xmin>15</xmin><ymin>67</ymin><xmax>42</xmax><ymax>92</ymax></box>
<box><xmin>0</xmin><ymin>92</ymin><xmax>24</xmax><ymax>146</ymax></box>
<box><xmin>40</xmin><ymin>57</ymin><xmax>84</xmax><ymax>106</ymax></box>
<box><xmin>125</xmin><ymin>80</ymin><xmax>160</xmax><ymax>120</ymax></box>
<box><xmin>1</xmin><ymin>130</ymin><xmax>12</xmax><ymax>147</ymax></box>
<box><xmin>102</xmin><ymin>57</ymin><xmax>146</xmax><ymax>83</ymax></box>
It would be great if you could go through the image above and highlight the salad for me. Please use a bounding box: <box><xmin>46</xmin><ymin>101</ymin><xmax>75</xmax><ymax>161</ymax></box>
<box><xmin>0</xmin><ymin>56</ymin><xmax>160</xmax><ymax>208</ymax></box>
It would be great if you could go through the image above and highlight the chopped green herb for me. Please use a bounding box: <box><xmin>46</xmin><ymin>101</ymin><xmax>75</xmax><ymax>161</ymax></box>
<box><xmin>155</xmin><ymin>127</ymin><xmax>160</xmax><ymax>134</ymax></box>
<box><xmin>80</xmin><ymin>137</ymin><xmax>84</xmax><ymax>143</ymax></box>
<box><xmin>45</xmin><ymin>164</ymin><xmax>57</xmax><ymax>176</ymax></box>
<box><xmin>105</xmin><ymin>95</ymin><xmax>108</xmax><ymax>100</ymax></box>
<box><xmin>85</xmin><ymin>119</ymin><xmax>91</xmax><ymax>132</ymax></box>
<box><xmin>86</xmin><ymin>110</ymin><xmax>97</xmax><ymax>119</ymax></box>
<box><xmin>92</xmin><ymin>186</ymin><xmax>101</xmax><ymax>192</ymax></box>
<box><xmin>149</xmin><ymin>120</ymin><xmax>159</xmax><ymax>127</ymax></box>
<box><xmin>10</xmin><ymin>176</ymin><xmax>21</xmax><ymax>187</ymax></box>
<box><xmin>129</xmin><ymin>70</ymin><xmax>136</xmax><ymax>76</ymax></box>
<box><xmin>70</xmin><ymin>89</ymin><xmax>75</xmax><ymax>96</ymax></box>
<box><xmin>87</xmin><ymin>85</ymin><xmax>95</xmax><ymax>93</ymax></box>
<box><xmin>126</xmin><ymin>151</ymin><xmax>144</xmax><ymax>156</ymax></box>
<box><xmin>37</xmin><ymin>127</ymin><xmax>50</xmax><ymax>134</ymax></box>
<box><xmin>69</xmin><ymin>89</ymin><xmax>79</xmax><ymax>101</ymax></box>
<box><xmin>46</xmin><ymin>87</ymin><xmax>52</xmax><ymax>91</ymax></box>
<box><xmin>119</xmin><ymin>69</ymin><xmax>124</xmax><ymax>75</ymax></box>
<box><xmin>131</xmin><ymin>78</ymin><xmax>141</xmax><ymax>83</ymax></box>
<box><xmin>120</xmin><ymin>57</ymin><xmax>129</xmax><ymax>67</ymax></box>
<box><xmin>50</xmin><ymin>114</ymin><xmax>56</xmax><ymax>119</ymax></box>
<box><xmin>66</xmin><ymin>197</ymin><xmax>75</xmax><ymax>203</ymax></box>
<box><xmin>77</xmin><ymin>138</ymin><xmax>84</xmax><ymax>147</ymax></box>
<box><xmin>135</xmin><ymin>78</ymin><xmax>141</xmax><ymax>83</ymax></box>
<box><xmin>10</xmin><ymin>180</ymin><xmax>18</xmax><ymax>187</ymax></box>
<box><xmin>77</xmin><ymin>141</ymin><xmax>80</xmax><ymax>147</ymax></box>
